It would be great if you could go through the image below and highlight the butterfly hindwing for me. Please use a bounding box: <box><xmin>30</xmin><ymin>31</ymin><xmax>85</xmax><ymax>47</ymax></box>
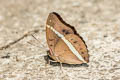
<box><xmin>64</xmin><ymin>34</ymin><xmax>89</xmax><ymax>63</ymax></box>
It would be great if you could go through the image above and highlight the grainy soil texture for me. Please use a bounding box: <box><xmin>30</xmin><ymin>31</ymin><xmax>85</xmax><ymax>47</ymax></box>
<box><xmin>0</xmin><ymin>0</ymin><xmax>120</xmax><ymax>80</ymax></box>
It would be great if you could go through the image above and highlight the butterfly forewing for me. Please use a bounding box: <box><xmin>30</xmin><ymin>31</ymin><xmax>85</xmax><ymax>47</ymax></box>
<box><xmin>46</xmin><ymin>12</ymin><xmax>74</xmax><ymax>55</ymax></box>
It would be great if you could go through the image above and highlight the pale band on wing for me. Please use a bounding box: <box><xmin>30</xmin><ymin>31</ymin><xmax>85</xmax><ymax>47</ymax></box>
<box><xmin>47</xmin><ymin>25</ymin><xmax>86</xmax><ymax>63</ymax></box>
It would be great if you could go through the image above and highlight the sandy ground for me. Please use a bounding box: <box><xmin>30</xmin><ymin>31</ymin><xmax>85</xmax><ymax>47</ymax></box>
<box><xmin>0</xmin><ymin>0</ymin><xmax>120</xmax><ymax>80</ymax></box>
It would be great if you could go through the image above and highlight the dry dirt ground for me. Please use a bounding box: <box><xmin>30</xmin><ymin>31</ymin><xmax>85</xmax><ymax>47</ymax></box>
<box><xmin>0</xmin><ymin>0</ymin><xmax>120</xmax><ymax>80</ymax></box>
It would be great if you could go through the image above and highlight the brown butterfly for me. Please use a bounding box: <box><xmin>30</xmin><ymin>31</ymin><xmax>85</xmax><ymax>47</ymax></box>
<box><xmin>46</xmin><ymin>12</ymin><xmax>89</xmax><ymax>64</ymax></box>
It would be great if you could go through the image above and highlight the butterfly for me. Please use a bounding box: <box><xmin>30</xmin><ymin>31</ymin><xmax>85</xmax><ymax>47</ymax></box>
<box><xmin>46</xmin><ymin>12</ymin><xmax>89</xmax><ymax>64</ymax></box>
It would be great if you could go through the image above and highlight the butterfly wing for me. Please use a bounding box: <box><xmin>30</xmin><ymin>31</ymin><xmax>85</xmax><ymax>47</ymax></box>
<box><xmin>46</xmin><ymin>12</ymin><xmax>89</xmax><ymax>64</ymax></box>
<box><xmin>46</xmin><ymin>12</ymin><xmax>74</xmax><ymax>56</ymax></box>
<box><xmin>65</xmin><ymin>34</ymin><xmax>89</xmax><ymax>63</ymax></box>
<box><xmin>54</xmin><ymin>34</ymin><xmax>89</xmax><ymax>64</ymax></box>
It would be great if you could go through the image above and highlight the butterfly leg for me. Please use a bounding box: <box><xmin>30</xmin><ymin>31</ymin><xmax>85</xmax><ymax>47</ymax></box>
<box><xmin>45</xmin><ymin>50</ymin><xmax>58</xmax><ymax>64</ymax></box>
<box><xmin>60</xmin><ymin>62</ymin><xmax>63</xmax><ymax>70</ymax></box>
<box><xmin>55</xmin><ymin>56</ymin><xmax>64</xmax><ymax>72</ymax></box>
<box><xmin>59</xmin><ymin>60</ymin><xmax>64</xmax><ymax>73</ymax></box>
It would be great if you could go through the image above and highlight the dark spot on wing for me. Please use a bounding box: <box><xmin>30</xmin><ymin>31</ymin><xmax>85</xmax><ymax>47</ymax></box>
<box><xmin>62</xmin><ymin>29</ymin><xmax>66</xmax><ymax>32</ymax></box>
<box><xmin>80</xmin><ymin>48</ymin><xmax>82</xmax><ymax>50</ymax></box>
<box><xmin>64</xmin><ymin>49</ymin><xmax>67</xmax><ymax>51</ymax></box>
<box><xmin>73</xmin><ymin>41</ymin><xmax>77</xmax><ymax>43</ymax></box>
<box><xmin>84</xmin><ymin>57</ymin><xmax>86</xmax><ymax>60</ymax></box>
<box><xmin>49</xmin><ymin>39</ymin><xmax>54</xmax><ymax>41</ymax></box>
<box><xmin>50</xmin><ymin>44</ymin><xmax>53</xmax><ymax>46</ymax></box>
<box><xmin>65</xmin><ymin>31</ymin><xmax>70</xmax><ymax>34</ymax></box>
<box><xmin>62</xmin><ymin>29</ymin><xmax>70</xmax><ymax>34</ymax></box>
<box><xmin>81</xmin><ymin>52</ymin><xmax>84</xmax><ymax>54</ymax></box>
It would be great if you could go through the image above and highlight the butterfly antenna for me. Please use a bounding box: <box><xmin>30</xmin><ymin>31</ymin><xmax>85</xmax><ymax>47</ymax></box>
<box><xmin>30</xmin><ymin>34</ymin><xmax>44</xmax><ymax>48</ymax></box>
<box><xmin>31</xmin><ymin>34</ymin><xmax>41</xmax><ymax>44</ymax></box>
<box><xmin>27</xmin><ymin>41</ymin><xmax>41</xmax><ymax>48</ymax></box>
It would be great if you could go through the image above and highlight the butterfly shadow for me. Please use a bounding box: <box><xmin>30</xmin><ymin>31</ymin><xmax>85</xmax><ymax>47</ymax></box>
<box><xmin>44</xmin><ymin>50</ymin><xmax>89</xmax><ymax>68</ymax></box>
